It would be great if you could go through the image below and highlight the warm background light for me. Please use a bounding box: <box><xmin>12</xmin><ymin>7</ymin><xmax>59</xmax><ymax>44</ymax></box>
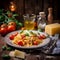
<box><xmin>9</xmin><ymin>2</ymin><xmax>16</xmax><ymax>12</ymax></box>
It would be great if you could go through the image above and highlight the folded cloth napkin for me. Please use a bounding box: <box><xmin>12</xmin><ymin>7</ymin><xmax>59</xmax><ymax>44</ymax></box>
<box><xmin>52</xmin><ymin>39</ymin><xmax>60</xmax><ymax>54</ymax></box>
<box><xmin>52</xmin><ymin>48</ymin><xmax>60</xmax><ymax>54</ymax></box>
<box><xmin>56</xmin><ymin>39</ymin><xmax>60</xmax><ymax>48</ymax></box>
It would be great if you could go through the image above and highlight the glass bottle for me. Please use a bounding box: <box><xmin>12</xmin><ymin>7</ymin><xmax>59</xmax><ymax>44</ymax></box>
<box><xmin>37</xmin><ymin>12</ymin><xmax>46</xmax><ymax>31</ymax></box>
<box><xmin>48</xmin><ymin>8</ymin><xmax>53</xmax><ymax>24</ymax></box>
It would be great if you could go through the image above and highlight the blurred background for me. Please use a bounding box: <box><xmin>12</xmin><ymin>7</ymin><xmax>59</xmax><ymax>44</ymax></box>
<box><xmin>0</xmin><ymin>0</ymin><xmax>60</xmax><ymax>21</ymax></box>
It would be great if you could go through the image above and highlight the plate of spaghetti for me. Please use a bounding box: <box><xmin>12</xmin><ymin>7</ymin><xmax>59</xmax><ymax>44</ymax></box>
<box><xmin>4</xmin><ymin>30</ymin><xmax>50</xmax><ymax>49</ymax></box>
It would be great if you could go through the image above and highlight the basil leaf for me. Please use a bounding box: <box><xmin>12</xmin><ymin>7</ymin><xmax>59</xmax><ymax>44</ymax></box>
<box><xmin>25</xmin><ymin>33</ymin><xmax>29</xmax><ymax>36</ymax></box>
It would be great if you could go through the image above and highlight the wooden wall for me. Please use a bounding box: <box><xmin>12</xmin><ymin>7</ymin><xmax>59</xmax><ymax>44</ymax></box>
<box><xmin>12</xmin><ymin>0</ymin><xmax>45</xmax><ymax>21</ymax></box>
<box><xmin>0</xmin><ymin>0</ymin><xmax>60</xmax><ymax>20</ymax></box>
<box><xmin>15</xmin><ymin>0</ymin><xmax>44</xmax><ymax>15</ymax></box>
<box><xmin>15</xmin><ymin>0</ymin><xmax>60</xmax><ymax>20</ymax></box>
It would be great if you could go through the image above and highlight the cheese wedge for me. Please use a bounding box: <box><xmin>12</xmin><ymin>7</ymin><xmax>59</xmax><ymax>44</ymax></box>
<box><xmin>45</xmin><ymin>23</ymin><xmax>60</xmax><ymax>35</ymax></box>
<box><xmin>14</xmin><ymin>50</ymin><xmax>26</xmax><ymax>59</ymax></box>
<box><xmin>9</xmin><ymin>51</ymin><xmax>15</xmax><ymax>57</ymax></box>
<box><xmin>9</xmin><ymin>50</ymin><xmax>26</xmax><ymax>59</ymax></box>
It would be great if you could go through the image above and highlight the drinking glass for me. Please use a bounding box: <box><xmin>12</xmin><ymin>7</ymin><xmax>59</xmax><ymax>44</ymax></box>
<box><xmin>23</xmin><ymin>14</ymin><xmax>36</xmax><ymax>30</ymax></box>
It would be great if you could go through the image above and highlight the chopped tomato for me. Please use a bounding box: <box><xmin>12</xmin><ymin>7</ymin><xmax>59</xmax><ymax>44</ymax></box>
<box><xmin>41</xmin><ymin>34</ymin><xmax>46</xmax><ymax>39</ymax></box>
<box><xmin>9</xmin><ymin>32</ymin><xmax>18</xmax><ymax>40</ymax></box>
<box><xmin>21</xmin><ymin>35</ymin><xmax>25</xmax><ymax>39</ymax></box>
<box><xmin>38</xmin><ymin>35</ymin><xmax>43</xmax><ymax>39</ymax></box>
<box><xmin>9</xmin><ymin>35</ymin><xmax>15</xmax><ymax>40</ymax></box>
<box><xmin>18</xmin><ymin>40</ymin><xmax>24</xmax><ymax>46</ymax></box>
<box><xmin>13</xmin><ymin>32</ymin><xmax>18</xmax><ymax>36</ymax></box>
<box><xmin>38</xmin><ymin>34</ymin><xmax>46</xmax><ymax>39</ymax></box>
<box><xmin>33</xmin><ymin>41</ymin><xmax>38</xmax><ymax>45</ymax></box>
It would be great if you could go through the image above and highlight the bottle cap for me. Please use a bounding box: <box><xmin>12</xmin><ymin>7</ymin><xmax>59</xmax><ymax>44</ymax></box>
<box><xmin>39</xmin><ymin>12</ymin><xmax>46</xmax><ymax>16</ymax></box>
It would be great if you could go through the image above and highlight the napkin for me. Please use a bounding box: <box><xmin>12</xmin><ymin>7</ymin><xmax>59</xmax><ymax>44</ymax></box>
<box><xmin>52</xmin><ymin>48</ymin><xmax>60</xmax><ymax>54</ymax></box>
<box><xmin>56</xmin><ymin>39</ymin><xmax>60</xmax><ymax>48</ymax></box>
<box><xmin>52</xmin><ymin>39</ymin><xmax>60</xmax><ymax>54</ymax></box>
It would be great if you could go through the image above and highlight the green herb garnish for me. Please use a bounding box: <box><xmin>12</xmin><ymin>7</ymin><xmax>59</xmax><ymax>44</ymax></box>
<box><xmin>25</xmin><ymin>33</ymin><xmax>29</xmax><ymax>36</ymax></box>
<box><xmin>20</xmin><ymin>30</ymin><xmax>24</xmax><ymax>34</ymax></box>
<box><xmin>6</xmin><ymin>47</ymin><xmax>12</xmax><ymax>51</ymax></box>
<box><xmin>2</xmin><ymin>54</ymin><xmax>10</xmax><ymax>59</ymax></box>
<box><xmin>38</xmin><ymin>29</ymin><xmax>42</xmax><ymax>32</ymax></box>
<box><xmin>30</xmin><ymin>31</ymin><xmax>37</xmax><ymax>36</ymax></box>
<box><xmin>2</xmin><ymin>46</ymin><xmax>6</xmax><ymax>50</ymax></box>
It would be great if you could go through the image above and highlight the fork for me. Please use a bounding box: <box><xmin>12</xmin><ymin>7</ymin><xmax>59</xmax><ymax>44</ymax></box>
<box><xmin>42</xmin><ymin>34</ymin><xmax>59</xmax><ymax>54</ymax></box>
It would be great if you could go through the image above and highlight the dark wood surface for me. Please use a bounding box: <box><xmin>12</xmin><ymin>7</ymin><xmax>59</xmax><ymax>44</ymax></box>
<box><xmin>0</xmin><ymin>34</ymin><xmax>60</xmax><ymax>60</ymax></box>
<box><xmin>0</xmin><ymin>19</ymin><xmax>60</xmax><ymax>60</ymax></box>
<box><xmin>0</xmin><ymin>20</ymin><xmax>60</xmax><ymax>60</ymax></box>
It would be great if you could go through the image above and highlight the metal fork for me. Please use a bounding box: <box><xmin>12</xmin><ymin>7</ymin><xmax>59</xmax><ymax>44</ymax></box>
<box><xmin>42</xmin><ymin>34</ymin><xmax>59</xmax><ymax>54</ymax></box>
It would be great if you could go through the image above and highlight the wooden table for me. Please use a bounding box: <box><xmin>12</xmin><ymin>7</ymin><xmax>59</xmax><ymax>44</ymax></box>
<box><xmin>0</xmin><ymin>20</ymin><xmax>60</xmax><ymax>60</ymax></box>
<box><xmin>0</xmin><ymin>34</ymin><xmax>60</xmax><ymax>60</ymax></box>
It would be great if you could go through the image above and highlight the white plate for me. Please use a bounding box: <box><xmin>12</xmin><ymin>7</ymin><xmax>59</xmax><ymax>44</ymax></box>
<box><xmin>4</xmin><ymin>30</ymin><xmax>50</xmax><ymax>49</ymax></box>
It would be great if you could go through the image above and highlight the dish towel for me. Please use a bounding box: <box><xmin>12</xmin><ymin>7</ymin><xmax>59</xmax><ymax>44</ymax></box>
<box><xmin>52</xmin><ymin>39</ymin><xmax>60</xmax><ymax>54</ymax></box>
